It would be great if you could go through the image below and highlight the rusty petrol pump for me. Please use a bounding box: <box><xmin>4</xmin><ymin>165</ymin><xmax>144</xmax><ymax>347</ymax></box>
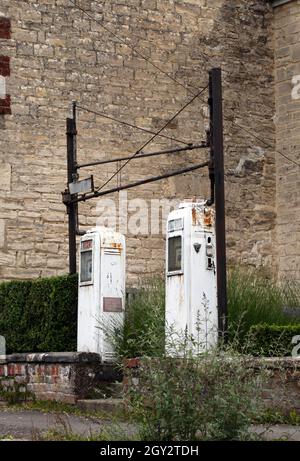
<box><xmin>165</xmin><ymin>202</ymin><xmax>218</xmax><ymax>354</ymax></box>
<box><xmin>77</xmin><ymin>228</ymin><xmax>126</xmax><ymax>361</ymax></box>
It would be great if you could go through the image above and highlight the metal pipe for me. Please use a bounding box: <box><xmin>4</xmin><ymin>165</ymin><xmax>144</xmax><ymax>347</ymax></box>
<box><xmin>66</xmin><ymin>117</ymin><xmax>77</xmax><ymax>274</ymax></box>
<box><xmin>210</xmin><ymin>67</ymin><xmax>228</xmax><ymax>341</ymax></box>
<box><xmin>77</xmin><ymin>142</ymin><xmax>209</xmax><ymax>169</ymax></box>
<box><xmin>64</xmin><ymin>160</ymin><xmax>210</xmax><ymax>204</ymax></box>
<box><xmin>206</xmin><ymin>79</ymin><xmax>215</xmax><ymax>207</ymax></box>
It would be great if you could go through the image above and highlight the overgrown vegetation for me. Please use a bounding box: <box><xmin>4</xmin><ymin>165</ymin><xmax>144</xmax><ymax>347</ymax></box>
<box><xmin>32</xmin><ymin>413</ymin><xmax>136</xmax><ymax>441</ymax></box>
<box><xmin>0</xmin><ymin>274</ymin><xmax>78</xmax><ymax>353</ymax></box>
<box><xmin>255</xmin><ymin>408</ymin><xmax>300</xmax><ymax>427</ymax></box>
<box><xmin>227</xmin><ymin>269</ymin><xmax>300</xmax><ymax>346</ymax></box>
<box><xmin>113</xmin><ymin>271</ymin><xmax>300</xmax><ymax>440</ymax></box>
<box><xmin>0</xmin><ymin>384</ymin><xmax>34</xmax><ymax>405</ymax></box>
<box><xmin>110</xmin><ymin>270</ymin><xmax>300</xmax><ymax>359</ymax></box>
<box><xmin>109</xmin><ymin>278</ymin><xmax>165</xmax><ymax>360</ymax></box>
<box><xmin>8</xmin><ymin>399</ymin><xmax>127</xmax><ymax>421</ymax></box>
<box><xmin>126</xmin><ymin>344</ymin><xmax>267</xmax><ymax>441</ymax></box>
<box><xmin>0</xmin><ymin>269</ymin><xmax>299</xmax><ymax>357</ymax></box>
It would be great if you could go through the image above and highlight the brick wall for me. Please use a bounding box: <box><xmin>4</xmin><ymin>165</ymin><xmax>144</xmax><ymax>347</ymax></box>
<box><xmin>273</xmin><ymin>1</ymin><xmax>300</xmax><ymax>281</ymax></box>
<box><xmin>1</xmin><ymin>353</ymin><xmax>299</xmax><ymax>413</ymax></box>
<box><xmin>0</xmin><ymin>352</ymin><xmax>121</xmax><ymax>404</ymax></box>
<box><xmin>0</xmin><ymin>1</ymin><xmax>278</xmax><ymax>284</ymax></box>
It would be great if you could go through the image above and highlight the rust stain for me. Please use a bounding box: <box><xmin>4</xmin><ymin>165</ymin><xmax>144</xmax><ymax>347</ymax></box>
<box><xmin>192</xmin><ymin>207</ymin><xmax>197</xmax><ymax>226</ymax></box>
<box><xmin>111</xmin><ymin>242</ymin><xmax>122</xmax><ymax>250</ymax></box>
<box><xmin>204</xmin><ymin>209</ymin><xmax>212</xmax><ymax>227</ymax></box>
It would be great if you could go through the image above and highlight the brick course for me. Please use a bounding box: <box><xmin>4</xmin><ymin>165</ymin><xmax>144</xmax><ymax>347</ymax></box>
<box><xmin>0</xmin><ymin>17</ymin><xmax>11</xmax><ymax>39</ymax></box>
<box><xmin>0</xmin><ymin>55</ymin><xmax>10</xmax><ymax>76</ymax></box>
<box><xmin>273</xmin><ymin>1</ymin><xmax>300</xmax><ymax>281</ymax></box>
<box><xmin>0</xmin><ymin>95</ymin><xmax>11</xmax><ymax>115</ymax></box>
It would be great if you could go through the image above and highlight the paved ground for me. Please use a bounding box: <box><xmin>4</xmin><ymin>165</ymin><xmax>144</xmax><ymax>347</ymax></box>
<box><xmin>0</xmin><ymin>409</ymin><xmax>136</xmax><ymax>440</ymax></box>
<box><xmin>0</xmin><ymin>408</ymin><xmax>299</xmax><ymax>441</ymax></box>
<box><xmin>250</xmin><ymin>425</ymin><xmax>300</xmax><ymax>441</ymax></box>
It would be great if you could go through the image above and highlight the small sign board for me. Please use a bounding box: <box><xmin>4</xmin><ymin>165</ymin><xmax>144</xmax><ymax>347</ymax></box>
<box><xmin>103</xmin><ymin>297</ymin><xmax>123</xmax><ymax>313</ymax></box>
<box><xmin>69</xmin><ymin>176</ymin><xmax>94</xmax><ymax>195</ymax></box>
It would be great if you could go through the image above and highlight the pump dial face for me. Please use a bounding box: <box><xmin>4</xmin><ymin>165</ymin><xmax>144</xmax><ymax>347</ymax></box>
<box><xmin>80</xmin><ymin>239</ymin><xmax>93</xmax><ymax>283</ymax></box>
<box><xmin>168</xmin><ymin>236</ymin><xmax>182</xmax><ymax>272</ymax></box>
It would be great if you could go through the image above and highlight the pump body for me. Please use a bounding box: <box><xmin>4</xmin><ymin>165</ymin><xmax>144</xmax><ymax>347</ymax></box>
<box><xmin>77</xmin><ymin>227</ymin><xmax>125</xmax><ymax>361</ymax></box>
<box><xmin>165</xmin><ymin>202</ymin><xmax>218</xmax><ymax>353</ymax></box>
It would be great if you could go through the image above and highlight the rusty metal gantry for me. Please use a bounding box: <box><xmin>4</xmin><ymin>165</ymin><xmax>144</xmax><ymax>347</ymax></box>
<box><xmin>62</xmin><ymin>67</ymin><xmax>228</xmax><ymax>338</ymax></box>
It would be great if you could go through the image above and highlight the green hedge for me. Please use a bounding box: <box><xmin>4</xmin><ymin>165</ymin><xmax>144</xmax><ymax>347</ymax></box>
<box><xmin>246</xmin><ymin>323</ymin><xmax>300</xmax><ymax>357</ymax></box>
<box><xmin>0</xmin><ymin>274</ymin><xmax>78</xmax><ymax>353</ymax></box>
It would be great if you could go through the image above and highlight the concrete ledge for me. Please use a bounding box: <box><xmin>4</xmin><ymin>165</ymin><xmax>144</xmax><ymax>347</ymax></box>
<box><xmin>77</xmin><ymin>398</ymin><xmax>124</xmax><ymax>414</ymax></box>
<box><xmin>0</xmin><ymin>352</ymin><xmax>101</xmax><ymax>364</ymax></box>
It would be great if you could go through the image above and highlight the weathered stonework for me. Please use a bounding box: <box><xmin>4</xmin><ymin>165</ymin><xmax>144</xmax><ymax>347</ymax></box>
<box><xmin>0</xmin><ymin>0</ymin><xmax>296</xmax><ymax>284</ymax></box>
<box><xmin>273</xmin><ymin>1</ymin><xmax>300</xmax><ymax>281</ymax></box>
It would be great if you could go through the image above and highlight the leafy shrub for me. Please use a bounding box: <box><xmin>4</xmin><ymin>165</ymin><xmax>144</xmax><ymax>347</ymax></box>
<box><xmin>245</xmin><ymin>323</ymin><xmax>300</xmax><ymax>357</ymax></box>
<box><xmin>126</xmin><ymin>347</ymin><xmax>267</xmax><ymax>441</ymax></box>
<box><xmin>0</xmin><ymin>274</ymin><xmax>78</xmax><ymax>353</ymax></box>
<box><xmin>109</xmin><ymin>271</ymin><xmax>300</xmax><ymax>359</ymax></box>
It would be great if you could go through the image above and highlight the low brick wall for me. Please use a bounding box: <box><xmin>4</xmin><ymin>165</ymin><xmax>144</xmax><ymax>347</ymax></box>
<box><xmin>124</xmin><ymin>357</ymin><xmax>300</xmax><ymax>415</ymax></box>
<box><xmin>0</xmin><ymin>352</ymin><xmax>122</xmax><ymax>404</ymax></box>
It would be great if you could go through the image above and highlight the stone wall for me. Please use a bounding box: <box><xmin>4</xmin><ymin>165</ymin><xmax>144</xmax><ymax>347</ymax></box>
<box><xmin>1</xmin><ymin>353</ymin><xmax>299</xmax><ymax>413</ymax></box>
<box><xmin>0</xmin><ymin>352</ymin><xmax>121</xmax><ymax>404</ymax></box>
<box><xmin>273</xmin><ymin>0</ymin><xmax>300</xmax><ymax>281</ymax></box>
<box><xmin>124</xmin><ymin>356</ymin><xmax>300</xmax><ymax>415</ymax></box>
<box><xmin>0</xmin><ymin>1</ymin><xmax>278</xmax><ymax>284</ymax></box>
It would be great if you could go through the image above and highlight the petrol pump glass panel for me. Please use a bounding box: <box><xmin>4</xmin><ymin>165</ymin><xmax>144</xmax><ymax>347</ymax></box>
<box><xmin>80</xmin><ymin>240</ymin><xmax>93</xmax><ymax>283</ymax></box>
<box><xmin>168</xmin><ymin>236</ymin><xmax>182</xmax><ymax>272</ymax></box>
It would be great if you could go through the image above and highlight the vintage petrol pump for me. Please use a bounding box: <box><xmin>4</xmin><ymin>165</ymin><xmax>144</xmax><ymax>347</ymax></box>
<box><xmin>165</xmin><ymin>202</ymin><xmax>218</xmax><ymax>353</ymax></box>
<box><xmin>77</xmin><ymin>227</ymin><xmax>125</xmax><ymax>361</ymax></box>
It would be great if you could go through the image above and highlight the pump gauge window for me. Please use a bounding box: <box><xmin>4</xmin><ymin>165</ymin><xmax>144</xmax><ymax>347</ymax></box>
<box><xmin>80</xmin><ymin>239</ymin><xmax>93</xmax><ymax>284</ymax></box>
<box><xmin>168</xmin><ymin>236</ymin><xmax>182</xmax><ymax>272</ymax></box>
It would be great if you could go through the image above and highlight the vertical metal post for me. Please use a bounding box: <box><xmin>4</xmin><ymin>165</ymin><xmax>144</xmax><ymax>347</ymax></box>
<box><xmin>66</xmin><ymin>107</ymin><xmax>78</xmax><ymax>274</ymax></box>
<box><xmin>210</xmin><ymin>68</ymin><xmax>228</xmax><ymax>340</ymax></box>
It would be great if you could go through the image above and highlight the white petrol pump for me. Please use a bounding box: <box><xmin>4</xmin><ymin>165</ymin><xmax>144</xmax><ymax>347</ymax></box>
<box><xmin>165</xmin><ymin>202</ymin><xmax>218</xmax><ymax>354</ymax></box>
<box><xmin>77</xmin><ymin>227</ymin><xmax>125</xmax><ymax>361</ymax></box>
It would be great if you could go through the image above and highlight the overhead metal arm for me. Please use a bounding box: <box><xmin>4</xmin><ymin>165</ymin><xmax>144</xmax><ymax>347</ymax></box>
<box><xmin>77</xmin><ymin>141</ymin><xmax>209</xmax><ymax>169</ymax></box>
<box><xmin>63</xmin><ymin>160</ymin><xmax>210</xmax><ymax>205</ymax></box>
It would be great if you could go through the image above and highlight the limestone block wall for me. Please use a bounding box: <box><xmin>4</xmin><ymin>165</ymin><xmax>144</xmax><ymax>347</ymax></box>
<box><xmin>0</xmin><ymin>0</ymin><xmax>277</xmax><ymax>284</ymax></box>
<box><xmin>273</xmin><ymin>1</ymin><xmax>300</xmax><ymax>281</ymax></box>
